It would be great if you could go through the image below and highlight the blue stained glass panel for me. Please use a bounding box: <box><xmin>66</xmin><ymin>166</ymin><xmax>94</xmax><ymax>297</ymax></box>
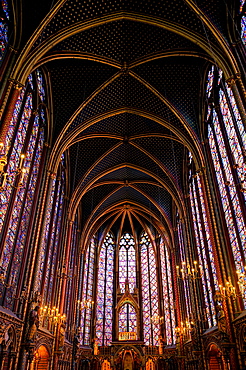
<box><xmin>140</xmin><ymin>232</ymin><xmax>159</xmax><ymax>346</ymax></box>
<box><xmin>0</xmin><ymin>0</ymin><xmax>9</xmax><ymax>61</ymax></box>
<box><xmin>96</xmin><ymin>233</ymin><xmax>114</xmax><ymax>345</ymax></box>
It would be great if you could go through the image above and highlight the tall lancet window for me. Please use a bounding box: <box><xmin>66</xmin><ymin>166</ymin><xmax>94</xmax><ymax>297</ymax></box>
<box><xmin>188</xmin><ymin>152</ymin><xmax>218</xmax><ymax>327</ymax></box>
<box><xmin>206</xmin><ymin>66</ymin><xmax>246</xmax><ymax>302</ymax></box>
<box><xmin>119</xmin><ymin>232</ymin><xmax>136</xmax><ymax>293</ymax></box>
<box><xmin>81</xmin><ymin>236</ymin><xmax>96</xmax><ymax>345</ymax></box>
<box><xmin>119</xmin><ymin>303</ymin><xmax>137</xmax><ymax>334</ymax></box>
<box><xmin>160</xmin><ymin>239</ymin><xmax>176</xmax><ymax>344</ymax></box>
<box><xmin>140</xmin><ymin>232</ymin><xmax>159</xmax><ymax>345</ymax></box>
<box><xmin>0</xmin><ymin>0</ymin><xmax>9</xmax><ymax>61</ymax></box>
<box><xmin>0</xmin><ymin>70</ymin><xmax>46</xmax><ymax>310</ymax></box>
<box><xmin>36</xmin><ymin>155</ymin><xmax>65</xmax><ymax>308</ymax></box>
<box><xmin>240</xmin><ymin>0</ymin><xmax>246</xmax><ymax>44</ymax></box>
<box><xmin>96</xmin><ymin>232</ymin><xmax>114</xmax><ymax>346</ymax></box>
<box><xmin>177</xmin><ymin>216</ymin><xmax>192</xmax><ymax>322</ymax></box>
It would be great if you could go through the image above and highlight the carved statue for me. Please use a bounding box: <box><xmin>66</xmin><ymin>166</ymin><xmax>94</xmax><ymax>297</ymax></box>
<box><xmin>190</xmin><ymin>322</ymin><xmax>200</xmax><ymax>351</ymax></box>
<box><xmin>26</xmin><ymin>306</ymin><xmax>40</xmax><ymax>343</ymax></box>
<box><xmin>58</xmin><ymin>322</ymin><xmax>66</xmax><ymax>351</ymax></box>
<box><xmin>176</xmin><ymin>332</ymin><xmax>181</xmax><ymax>356</ymax></box>
<box><xmin>72</xmin><ymin>334</ymin><xmax>80</xmax><ymax>359</ymax></box>
<box><xmin>216</xmin><ymin>304</ymin><xmax>229</xmax><ymax>342</ymax></box>
<box><xmin>133</xmin><ymin>351</ymin><xmax>141</xmax><ymax>369</ymax></box>
<box><xmin>115</xmin><ymin>351</ymin><xmax>123</xmax><ymax>370</ymax></box>
<box><xmin>158</xmin><ymin>335</ymin><xmax>164</xmax><ymax>354</ymax></box>
<box><xmin>93</xmin><ymin>337</ymin><xmax>99</xmax><ymax>355</ymax></box>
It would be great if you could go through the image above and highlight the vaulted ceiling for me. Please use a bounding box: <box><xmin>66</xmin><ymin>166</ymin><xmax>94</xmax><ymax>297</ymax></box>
<box><xmin>15</xmin><ymin>0</ymin><xmax>237</xmax><ymax>246</ymax></box>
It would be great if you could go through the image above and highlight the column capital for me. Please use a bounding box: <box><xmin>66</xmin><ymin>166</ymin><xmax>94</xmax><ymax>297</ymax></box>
<box><xmin>226</xmin><ymin>73</ymin><xmax>241</xmax><ymax>87</ymax></box>
<box><xmin>8</xmin><ymin>78</ymin><xmax>24</xmax><ymax>90</ymax></box>
<box><xmin>47</xmin><ymin>170</ymin><xmax>56</xmax><ymax>180</ymax></box>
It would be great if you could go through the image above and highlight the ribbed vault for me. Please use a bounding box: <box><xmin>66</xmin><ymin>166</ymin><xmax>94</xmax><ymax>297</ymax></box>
<box><xmin>8</xmin><ymin>0</ymin><xmax>239</xmax><ymax>248</ymax></box>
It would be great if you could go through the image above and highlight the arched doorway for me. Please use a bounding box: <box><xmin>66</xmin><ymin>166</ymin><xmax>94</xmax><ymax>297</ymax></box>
<box><xmin>30</xmin><ymin>345</ymin><xmax>49</xmax><ymax>370</ymax></box>
<box><xmin>79</xmin><ymin>359</ymin><xmax>90</xmax><ymax>370</ymax></box>
<box><xmin>207</xmin><ymin>344</ymin><xmax>223</xmax><ymax>370</ymax></box>
<box><xmin>146</xmin><ymin>358</ymin><xmax>155</xmax><ymax>370</ymax></box>
<box><xmin>101</xmin><ymin>359</ymin><xmax>111</xmax><ymax>370</ymax></box>
<box><xmin>123</xmin><ymin>351</ymin><xmax>133</xmax><ymax>370</ymax></box>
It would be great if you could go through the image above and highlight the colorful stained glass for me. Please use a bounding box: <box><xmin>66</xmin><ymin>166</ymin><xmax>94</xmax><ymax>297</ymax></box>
<box><xmin>206</xmin><ymin>65</ymin><xmax>246</xmax><ymax>305</ymax></box>
<box><xmin>160</xmin><ymin>240</ymin><xmax>176</xmax><ymax>344</ymax></box>
<box><xmin>36</xmin><ymin>177</ymin><xmax>56</xmax><ymax>292</ymax></box>
<box><xmin>36</xmin><ymin>69</ymin><xmax>45</xmax><ymax>102</ymax></box>
<box><xmin>65</xmin><ymin>218</ymin><xmax>78</xmax><ymax>320</ymax></box>
<box><xmin>4</xmin><ymin>120</ymin><xmax>44</xmax><ymax>308</ymax></box>
<box><xmin>225</xmin><ymin>84</ymin><xmax>246</xmax><ymax>148</ymax></box>
<box><xmin>119</xmin><ymin>233</ymin><xmax>136</xmax><ymax>293</ymax></box>
<box><xmin>189</xmin><ymin>175</ymin><xmax>217</xmax><ymax>326</ymax></box>
<box><xmin>219</xmin><ymin>88</ymin><xmax>246</xmax><ymax>201</ymax></box>
<box><xmin>44</xmin><ymin>178</ymin><xmax>64</xmax><ymax>303</ymax></box>
<box><xmin>80</xmin><ymin>237</ymin><xmax>96</xmax><ymax>345</ymax></box>
<box><xmin>0</xmin><ymin>0</ymin><xmax>9</xmax><ymax>61</ymax></box>
<box><xmin>119</xmin><ymin>303</ymin><xmax>137</xmax><ymax>333</ymax></box>
<box><xmin>177</xmin><ymin>220</ymin><xmax>192</xmax><ymax>320</ymax></box>
<box><xmin>206</xmin><ymin>65</ymin><xmax>214</xmax><ymax>99</ymax></box>
<box><xmin>0</xmin><ymin>89</ymin><xmax>28</xmax><ymax>235</ymax></box>
<box><xmin>0</xmin><ymin>93</ymin><xmax>32</xmax><ymax>277</ymax></box>
<box><xmin>96</xmin><ymin>232</ymin><xmax>114</xmax><ymax>346</ymax></box>
<box><xmin>240</xmin><ymin>0</ymin><xmax>246</xmax><ymax>44</ymax></box>
<box><xmin>208</xmin><ymin>119</ymin><xmax>246</xmax><ymax>271</ymax></box>
<box><xmin>0</xmin><ymin>71</ymin><xmax>46</xmax><ymax>308</ymax></box>
<box><xmin>140</xmin><ymin>232</ymin><xmax>159</xmax><ymax>346</ymax></box>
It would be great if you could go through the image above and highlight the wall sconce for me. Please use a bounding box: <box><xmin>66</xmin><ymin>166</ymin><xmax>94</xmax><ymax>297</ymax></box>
<box><xmin>0</xmin><ymin>142</ymin><xmax>8</xmax><ymax>190</ymax></box>
<box><xmin>0</xmin><ymin>143</ymin><xmax>29</xmax><ymax>191</ymax></box>
<box><xmin>176</xmin><ymin>260</ymin><xmax>202</xmax><ymax>280</ymax></box>
<box><xmin>0</xmin><ymin>267</ymin><xmax>15</xmax><ymax>290</ymax></box>
<box><xmin>151</xmin><ymin>314</ymin><xmax>164</xmax><ymax>325</ymax></box>
<box><xmin>40</xmin><ymin>305</ymin><xmax>66</xmax><ymax>324</ymax></box>
<box><xmin>215</xmin><ymin>275</ymin><xmax>244</xmax><ymax>302</ymax></box>
<box><xmin>77</xmin><ymin>298</ymin><xmax>94</xmax><ymax>311</ymax></box>
<box><xmin>236</xmin><ymin>268</ymin><xmax>246</xmax><ymax>297</ymax></box>
<box><xmin>175</xmin><ymin>319</ymin><xmax>194</xmax><ymax>336</ymax></box>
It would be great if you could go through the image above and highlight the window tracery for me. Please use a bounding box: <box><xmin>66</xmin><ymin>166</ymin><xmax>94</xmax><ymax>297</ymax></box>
<box><xmin>177</xmin><ymin>217</ymin><xmax>192</xmax><ymax>322</ymax></box>
<box><xmin>36</xmin><ymin>155</ymin><xmax>65</xmax><ymax>308</ymax></box>
<box><xmin>189</xmin><ymin>167</ymin><xmax>218</xmax><ymax>327</ymax></box>
<box><xmin>240</xmin><ymin>0</ymin><xmax>246</xmax><ymax>44</ymax></box>
<box><xmin>140</xmin><ymin>232</ymin><xmax>159</xmax><ymax>346</ymax></box>
<box><xmin>119</xmin><ymin>232</ymin><xmax>136</xmax><ymax>293</ymax></box>
<box><xmin>80</xmin><ymin>236</ymin><xmax>96</xmax><ymax>345</ymax></box>
<box><xmin>206</xmin><ymin>66</ymin><xmax>246</xmax><ymax>297</ymax></box>
<box><xmin>119</xmin><ymin>303</ymin><xmax>137</xmax><ymax>333</ymax></box>
<box><xmin>0</xmin><ymin>70</ymin><xmax>46</xmax><ymax>310</ymax></box>
<box><xmin>96</xmin><ymin>232</ymin><xmax>114</xmax><ymax>346</ymax></box>
<box><xmin>159</xmin><ymin>239</ymin><xmax>176</xmax><ymax>344</ymax></box>
<box><xmin>0</xmin><ymin>0</ymin><xmax>9</xmax><ymax>62</ymax></box>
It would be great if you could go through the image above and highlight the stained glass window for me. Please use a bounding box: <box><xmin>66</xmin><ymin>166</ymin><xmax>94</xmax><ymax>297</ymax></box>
<box><xmin>159</xmin><ymin>239</ymin><xmax>176</xmax><ymax>344</ymax></box>
<box><xmin>118</xmin><ymin>303</ymin><xmax>137</xmax><ymax>333</ymax></box>
<box><xmin>177</xmin><ymin>218</ymin><xmax>192</xmax><ymax>321</ymax></box>
<box><xmin>119</xmin><ymin>232</ymin><xmax>136</xmax><ymax>293</ymax></box>
<box><xmin>189</xmin><ymin>168</ymin><xmax>218</xmax><ymax>327</ymax></box>
<box><xmin>140</xmin><ymin>232</ymin><xmax>159</xmax><ymax>346</ymax></box>
<box><xmin>35</xmin><ymin>151</ymin><xmax>65</xmax><ymax>310</ymax></box>
<box><xmin>43</xmin><ymin>169</ymin><xmax>65</xmax><ymax>304</ymax></box>
<box><xmin>96</xmin><ymin>232</ymin><xmax>114</xmax><ymax>346</ymax></box>
<box><xmin>80</xmin><ymin>236</ymin><xmax>96</xmax><ymax>345</ymax></box>
<box><xmin>63</xmin><ymin>217</ymin><xmax>79</xmax><ymax>340</ymax></box>
<box><xmin>0</xmin><ymin>70</ymin><xmax>46</xmax><ymax>310</ymax></box>
<box><xmin>35</xmin><ymin>176</ymin><xmax>56</xmax><ymax>293</ymax></box>
<box><xmin>206</xmin><ymin>66</ymin><xmax>246</xmax><ymax>303</ymax></box>
<box><xmin>0</xmin><ymin>0</ymin><xmax>9</xmax><ymax>61</ymax></box>
<box><xmin>240</xmin><ymin>0</ymin><xmax>246</xmax><ymax>44</ymax></box>
<box><xmin>0</xmin><ymin>89</ymin><xmax>29</xmax><ymax>235</ymax></box>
